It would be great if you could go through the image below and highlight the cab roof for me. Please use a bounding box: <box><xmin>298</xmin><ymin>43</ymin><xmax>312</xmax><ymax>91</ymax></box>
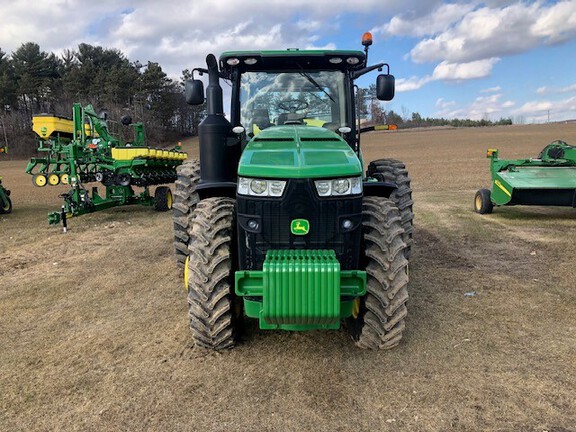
<box><xmin>219</xmin><ymin>50</ymin><xmax>366</xmax><ymax>73</ymax></box>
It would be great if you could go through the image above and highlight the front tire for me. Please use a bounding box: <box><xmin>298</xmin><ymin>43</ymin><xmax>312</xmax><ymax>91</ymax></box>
<box><xmin>186</xmin><ymin>197</ymin><xmax>239</xmax><ymax>350</ymax></box>
<box><xmin>474</xmin><ymin>188</ymin><xmax>493</xmax><ymax>214</ymax></box>
<box><xmin>367</xmin><ymin>159</ymin><xmax>414</xmax><ymax>259</ymax></box>
<box><xmin>173</xmin><ymin>159</ymin><xmax>201</xmax><ymax>272</ymax></box>
<box><xmin>348</xmin><ymin>196</ymin><xmax>409</xmax><ymax>349</ymax></box>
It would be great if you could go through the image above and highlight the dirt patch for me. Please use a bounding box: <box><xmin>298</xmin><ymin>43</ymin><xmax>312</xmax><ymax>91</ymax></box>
<box><xmin>1</xmin><ymin>124</ymin><xmax>576</xmax><ymax>431</ymax></box>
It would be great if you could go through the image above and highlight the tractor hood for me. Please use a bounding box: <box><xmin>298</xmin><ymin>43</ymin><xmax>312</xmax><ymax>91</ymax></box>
<box><xmin>237</xmin><ymin>126</ymin><xmax>362</xmax><ymax>178</ymax></box>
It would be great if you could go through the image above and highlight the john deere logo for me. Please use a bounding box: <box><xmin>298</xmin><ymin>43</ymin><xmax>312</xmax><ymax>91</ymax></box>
<box><xmin>291</xmin><ymin>219</ymin><xmax>310</xmax><ymax>235</ymax></box>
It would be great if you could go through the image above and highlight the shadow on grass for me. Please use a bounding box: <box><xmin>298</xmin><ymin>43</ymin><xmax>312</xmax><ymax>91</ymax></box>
<box><xmin>489</xmin><ymin>205</ymin><xmax>575</xmax><ymax>221</ymax></box>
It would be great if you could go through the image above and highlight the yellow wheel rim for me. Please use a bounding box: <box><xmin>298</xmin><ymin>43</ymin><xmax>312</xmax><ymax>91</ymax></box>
<box><xmin>48</xmin><ymin>174</ymin><xmax>60</xmax><ymax>186</ymax></box>
<box><xmin>352</xmin><ymin>298</ymin><xmax>361</xmax><ymax>319</ymax></box>
<box><xmin>475</xmin><ymin>195</ymin><xmax>482</xmax><ymax>211</ymax></box>
<box><xmin>184</xmin><ymin>255</ymin><xmax>190</xmax><ymax>292</ymax></box>
<box><xmin>60</xmin><ymin>173</ymin><xmax>69</xmax><ymax>185</ymax></box>
<box><xmin>33</xmin><ymin>174</ymin><xmax>47</xmax><ymax>187</ymax></box>
<box><xmin>167</xmin><ymin>190</ymin><xmax>173</xmax><ymax>209</ymax></box>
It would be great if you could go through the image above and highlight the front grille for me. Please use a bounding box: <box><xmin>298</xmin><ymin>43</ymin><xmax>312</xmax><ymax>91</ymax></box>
<box><xmin>237</xmin><ymin>179</ymin><xmax>362</xmax><ymax>271</ymax></box>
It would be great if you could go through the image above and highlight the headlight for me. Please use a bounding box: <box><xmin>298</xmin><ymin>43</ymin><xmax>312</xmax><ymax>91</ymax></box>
<box><xmin>250</xmin><ymin>179</ymin><xmax>267</xmax><ymax>195</ymax></box>
<box><xmin>314</xmin><ymin>177</ymin><xmax>362</xmax><ymax>197</ymax></box>
<box><xmin>238</xmin><ymin>177</ymin><xmax>287</xmax><ymax>197</ymax></box>
<box><xmin>333</xmin><ymin>178</ymin><xmax>350</xmax><ymax>194</ymax></box>
<box><xmin>315</xmin><ymin>180</ymin><xmax>331</xmax><ymax>196</ymax></box>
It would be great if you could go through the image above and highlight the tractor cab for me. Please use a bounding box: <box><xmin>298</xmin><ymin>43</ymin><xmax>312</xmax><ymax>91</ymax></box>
<box><xmin>186</xmin><ymin>44</ymin><xmax>395</xmax><ymax>154</ymax></box>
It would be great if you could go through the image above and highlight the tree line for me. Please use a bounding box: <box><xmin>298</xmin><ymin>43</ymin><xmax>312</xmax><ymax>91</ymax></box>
<box><xmin>0</xmin><ymin>42</ymin><xmax>205</xmax><ymax>158</ymax></box>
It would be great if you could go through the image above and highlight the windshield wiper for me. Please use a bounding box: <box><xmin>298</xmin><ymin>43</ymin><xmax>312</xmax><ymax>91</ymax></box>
<box><xmin>298</xmin><ymin>71</ymin><xmax>336</xmax><ymax>104</ymax></box>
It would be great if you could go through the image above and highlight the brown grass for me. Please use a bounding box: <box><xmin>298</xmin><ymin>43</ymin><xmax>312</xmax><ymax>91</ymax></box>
<box><xmin>1</xmin><ymin>124</ymin><xmax>575</xmax><ymax>431</ymax></box>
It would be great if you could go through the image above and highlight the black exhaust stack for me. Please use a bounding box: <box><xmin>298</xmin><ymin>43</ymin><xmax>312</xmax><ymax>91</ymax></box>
<box><xmin>198</xmin><ymin>54</ymin><xmax>239</xmax><ymax>184</ymax></box>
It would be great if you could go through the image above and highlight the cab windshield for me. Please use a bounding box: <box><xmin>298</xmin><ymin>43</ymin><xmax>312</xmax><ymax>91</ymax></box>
<box><xmin>239</xmin><ymin>70</ymin><xmax>347</xmax><ymax>135</ymax></box>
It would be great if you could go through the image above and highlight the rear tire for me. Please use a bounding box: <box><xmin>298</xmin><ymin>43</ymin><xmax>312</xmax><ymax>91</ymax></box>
<box><xmin>0</xmin><ymin>190</ymin><xmax>12</xmax><ymax>214</ymax></box>
<box><xmin>186</xmin><ymin>197</ymin><xmax>239</xmax><ymax>349</ymax></box>
<box><xmin>173</xmin><ymin>159</ymin><xmax>201</xmax><ymax>272</ymax></box>
<box><xmin>154</xmin><ymin>186</ymin><xmax>173</xmax><ymax>211</ymax></box>
<box><xmin>348</xmin><ymin>196</ymin><xmax>409</xmax><ymax>350</ymax></box>
<box><xmin>367</xmin><ymin>159</ymin><xmax>414</xmax><ymax>259</ymax></box>
<box><xmin>474</xmin><ymin>188</ymin><xmax>493</xmax><ymax>214</ymax></box>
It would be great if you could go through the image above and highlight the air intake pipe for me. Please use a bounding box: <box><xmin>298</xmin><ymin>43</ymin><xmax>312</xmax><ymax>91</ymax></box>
<box><xmin>198</xmin><ymin>54</ymin><xmax>238</xmax><ymax>184</ymax></box>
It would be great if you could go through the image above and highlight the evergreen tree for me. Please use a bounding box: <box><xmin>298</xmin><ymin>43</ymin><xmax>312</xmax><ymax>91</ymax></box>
<box><xmin>11</xmin><ymin>42</ymin><xmax>60</xmax><ymax>113</ymax></box>
<box><xmin>0</xmin><ymin>48</ymin><xmax>17</xmax><ymax>111</ymax></box>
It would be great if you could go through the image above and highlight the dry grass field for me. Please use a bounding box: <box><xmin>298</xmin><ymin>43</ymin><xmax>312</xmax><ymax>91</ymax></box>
<box><xmin>1</xmin><ymin>124</ymin><xmax>575</xmax><ymax>431</ymax></box>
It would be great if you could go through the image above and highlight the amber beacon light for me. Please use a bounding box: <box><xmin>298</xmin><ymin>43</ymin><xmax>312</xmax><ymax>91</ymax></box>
<box><xmin>362</xmin><ymin>32</ymin><xmax>373</xmax><ymax>46</ymax></box>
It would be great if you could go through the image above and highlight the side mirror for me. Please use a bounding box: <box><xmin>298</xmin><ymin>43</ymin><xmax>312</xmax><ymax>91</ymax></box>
<box><xmin>185</xmin><ymin>79</ymin><xmax>205</xmax><ymax>105</ymax></box>
<box><xmin>376</xmin><ymin>74</ymin><xmax>395</xmax><ymax>101</ymax></box>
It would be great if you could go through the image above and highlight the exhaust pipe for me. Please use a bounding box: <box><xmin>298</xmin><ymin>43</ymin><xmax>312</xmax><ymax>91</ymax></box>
<box><xmin>205</xmin><ymin>54</ymin><xmax>224</xmax><ymax>116</ymax></box>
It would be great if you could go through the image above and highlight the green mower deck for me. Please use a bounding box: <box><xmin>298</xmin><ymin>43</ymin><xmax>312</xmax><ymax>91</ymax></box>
<box><xmin>475</xmin><ymin>140</ymin><xmax>576</xmax><ymax>213</ymax></box>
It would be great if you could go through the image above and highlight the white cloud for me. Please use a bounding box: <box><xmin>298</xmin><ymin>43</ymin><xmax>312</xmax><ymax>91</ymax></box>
<box><xmin>295</xmin><ymin>19</ymin><xmax>324</xmax><ymax>32</ymax></box>
<box><xmin>535</xmin><ymin>83</ymin><xmax>576</xmax><ymax>96</ymax></box>
<box><xmin>409</xmin><ymin>2</ymin><xmax>576</xmax><ymax>64</ymax></box>
<box><xmin>436</xmin><ymin>98</ymin><xmax>456</xmax><ymax>109</ymax></box>
<box><xmin>515</xmin><ymin>100</ymin><xmax>555</xmax><ymax>114</ymax></box>
<box><xmin>481</xmin><ymin>86</ymin><xmax>501</xmax><ymax>93</ymax></box>
<box><xmin>511</xmin><ymin>98</ymin><xmax>572</xmax><ymax>123</ymax></box>
<box><xmin>560</xmin><ymin>83</ymin><xmax>576</xmax><ymax>93</ymax></box>
<box><xmin>435</xmin><ymin>92</ymin><xmax>576</xmax><ymax>123</ymax></box>
<box><xmin>373</xmin><ymin>3</ymin><xmax>475</xmax><ymax>38</ymax></box>
<box><xmin>434</xmin><ymin>92</ymin><xmax>516</xmax><ymax>120</ymax></box>
<box><xmin>396</xmin><ymin>59</ymin><xmax>499</xmax><ymax>94</ymax></box>
<box><xmin>532</xmin><ymin>1</ymin><xmax>576</xmax><ymax>44</ymax></box>
<box><xmin>450</xmin><ymin>94</ymin><xmax>576</xmax><ymax>122</ymax></box>
<box><xmin>468</xmin><ymin>94</ymin><xmax>505</xmax><ymax>117</ymax></box>
<box><xmin>396</xmin><ymin>75</ymin><xmax>433</xmax><ymax>92</ymax></box>
<box><xmin>432</xmin><ymin>58</ymin><xmax>500</xmax><ymax>80</ymax></box>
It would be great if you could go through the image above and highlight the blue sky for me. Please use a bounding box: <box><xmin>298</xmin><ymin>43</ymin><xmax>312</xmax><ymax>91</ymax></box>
<box><xmin>1</xmin><ymin>0</ymin><xmax>575</xmax><ymax>123</ymax></box>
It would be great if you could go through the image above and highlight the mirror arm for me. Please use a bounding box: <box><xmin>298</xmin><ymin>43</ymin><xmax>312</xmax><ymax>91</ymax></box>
<box><xmin>351</xmin><ymin>63</ymin><xmax>389</xmax><ymax>79</ymax></box>
<box><xmin>192</xmin><ymin>68</ymin><xmax>208</xmax><ymax>78</ymax></box>
<box><xmin>192</xmin><ymin>68</ymin><xmax>228</xmax><ymax>80</ymax></box>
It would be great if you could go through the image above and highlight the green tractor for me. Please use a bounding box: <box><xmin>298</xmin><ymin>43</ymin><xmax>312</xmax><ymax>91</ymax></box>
<box><xmin>174</xmin><ymin>33</ymin><xmax>413</xmax><ymax>349</ymax></box>
<box><xmin>0</xmin><ymin>145</ymin><xmax>11</xmax><ymax>214</ymax></box>
<box><xmin>475</xmin><ymin>140</ymin><xmax>576</xmax><ymax>214</ymax></box>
